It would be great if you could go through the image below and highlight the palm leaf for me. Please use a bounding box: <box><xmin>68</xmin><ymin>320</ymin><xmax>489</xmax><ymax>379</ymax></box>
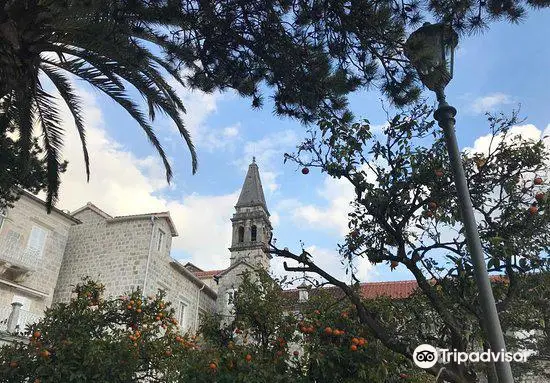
<box><xmin>33</xmin><ymin>84</ymin><xmax>64</xmax><ymax>211</ymax></box>
<box><xmin>40</xmin><ymin>64</ymin><xmax>90</xmax><ymax>182</ymax></box>
<box><xmin>42</xmin><ymin>56</ymin><xmax>175</xmax><ymax>182</ymax></box>
<box><xmin>45</xmin><ymin>44</ymin><xmax>197</xmax><ymax>173</ymax></box>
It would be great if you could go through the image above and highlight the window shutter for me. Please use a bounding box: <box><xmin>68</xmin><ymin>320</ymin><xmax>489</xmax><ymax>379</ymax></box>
<box><xmin>26</xmin><ymin>226</ymin><xmax>47</xmax><ymax>258</ymax></box>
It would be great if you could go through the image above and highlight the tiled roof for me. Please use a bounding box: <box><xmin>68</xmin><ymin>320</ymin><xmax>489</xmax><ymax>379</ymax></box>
<box><xmin>359</xmin><ymin>280</ymin><xmax>418</xmax><ymax>299</ymax></box>
<box><xmin>284</xmin><ymin>280</ymin><xmax>419</xmax><ymax>301</ymax></box>
<box><xmin>193</xmin><ymin>269</ymin><xmax>226</xmax><ymax>279</ymax></box>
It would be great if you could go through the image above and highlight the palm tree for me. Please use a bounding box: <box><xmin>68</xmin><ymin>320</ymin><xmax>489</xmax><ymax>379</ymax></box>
<box><xmin>0</xmin><ymin>0</ymin><xmax>197</xmax><ymax>211</ymax></box>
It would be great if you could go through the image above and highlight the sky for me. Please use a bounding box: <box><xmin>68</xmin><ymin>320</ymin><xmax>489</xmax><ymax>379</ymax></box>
<box><xmin>52</xmin><ymin>10</ymin><xmax>550</xmax><ymax>285</ymax></box>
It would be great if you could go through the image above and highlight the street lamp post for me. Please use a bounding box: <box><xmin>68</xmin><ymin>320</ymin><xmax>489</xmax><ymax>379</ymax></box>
<box><xmin>404</xmin><ymin>23</ymin><xmax>514</xmax><ymax>383</ymax></box>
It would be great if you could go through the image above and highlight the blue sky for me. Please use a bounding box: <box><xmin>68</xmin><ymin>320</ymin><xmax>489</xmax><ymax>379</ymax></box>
<box><xmin>55</xmin><ymin>10</ymin><xmax>550</xmax><ymax>284</ymax></box>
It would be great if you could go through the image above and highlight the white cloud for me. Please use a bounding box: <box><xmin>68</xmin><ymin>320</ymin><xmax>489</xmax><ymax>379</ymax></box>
<box><xmin>199</xmin><ymin>123</ymin><xmax>241</xmax><ymax>151</ymax></box>
<box><xmin>171</xmin><ymin>85</ymin><xmax>222</xmax><ymax>139</ymax></box>
<box><xmin>165</xmin><ymin>77</ymin><xmax>238</xmax><ymax>154</ymax></box>
<box><xmin>54</xmin><ymin>86</ymin><xmax>239</xmax><ymax>271</ymax></box>
<box><xmin>470</xmin><ymin>93</ymin><xmax>513</xmax><ymax>114</ymax></box>
<box><xmin>223</xmin><ymin>125</ymin><xmax>239</xmax><ymax>137</ymax></box>
<box><xmin>289</xmin><ymin>176</ymin><xmax>355</xmax><ymax>237</ymax></box>
<box><xmin>465</xmin><ymin>124</ymin><xmax>544</xmax><ymax>155</ymax></box>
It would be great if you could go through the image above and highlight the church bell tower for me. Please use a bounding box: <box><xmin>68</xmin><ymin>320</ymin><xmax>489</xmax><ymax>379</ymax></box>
<box><xmin>228</xmin><ymin>158</ymin><xmax>272</xmax><ymax>270</ymax></box>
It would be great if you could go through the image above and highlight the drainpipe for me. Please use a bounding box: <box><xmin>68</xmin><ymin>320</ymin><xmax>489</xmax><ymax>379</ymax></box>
<box><xmin>195</xmin><ymin>284</ymin><xmax>205</xmax><ymax>332</ymax></box>
<box><xmin>143</xmin><ymin>216</ymin><xmax>156</xmax><ymax>296</ymax></box>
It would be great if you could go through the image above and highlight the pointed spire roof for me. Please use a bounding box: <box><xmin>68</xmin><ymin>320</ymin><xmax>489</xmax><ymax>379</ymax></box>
<box><xmin>236</xmin><ymin>158</ymin><xmax>268</xmax><ymax>213</ymax></box>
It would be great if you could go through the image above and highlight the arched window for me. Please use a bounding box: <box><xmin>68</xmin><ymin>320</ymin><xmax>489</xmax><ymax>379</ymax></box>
<box><xmin>238</xmin><ymin>226</ymin><xmax>245</xmax><ymax>243</ymax></box>
<box><xmin>251</xmin><ymin>225</ymin><xmax>257</xmax><ymax>242</ymax></box>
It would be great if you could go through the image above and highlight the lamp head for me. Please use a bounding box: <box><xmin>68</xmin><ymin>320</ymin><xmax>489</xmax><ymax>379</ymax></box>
<box><xmin>404</xmin><ymin>22</ymin><xmax>458</xmax><ymax>95</ymax></box>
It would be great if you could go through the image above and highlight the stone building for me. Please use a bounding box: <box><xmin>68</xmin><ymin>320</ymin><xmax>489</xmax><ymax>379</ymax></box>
<box><xmin>0</xmin><ymin>159</ymin><xmax>271</xmax><ymax>343</ymax></box>
<box><xmin>0</xmin><ymin>191</ymin><xmax>79</xmax><ymax>344</ymax></box>
<box><xmin>215</xmin><ymin>158</ymin><xmax>272</xmax><ymax>317</ymax></box>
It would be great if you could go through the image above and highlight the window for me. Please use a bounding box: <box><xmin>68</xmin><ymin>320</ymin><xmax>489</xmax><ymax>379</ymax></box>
<box><xmin>178</xmin><ymin>301</ymin><xmax>187</xmax><ymax>328</ymax></box>
<box><xmin>157</xmin><ymin>229</ymin><xmax>165</xmax><ymax>251</ymax></box>
<box><xmin>226</xmin><ymin>289</ymin><xmax>236</xmax><ymax>307</ymax></box>
<box><xmin>238</xmin><ymin>226</ymin><xmax>244</xmax><ymax>243</ymax></box>
<box><xmin>26</xmin><ymin>226</ymin><xmax>47</xmax><ymax>259</ymax></box>
<box><xmin>251</xmin><ymin>225</ymin><xmax>257</xmax><ymax>242</ymax></box>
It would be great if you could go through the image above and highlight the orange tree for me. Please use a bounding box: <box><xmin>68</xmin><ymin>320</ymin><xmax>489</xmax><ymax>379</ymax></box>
<box><xmin>274</xmin><ymin>104</ymin><xmax>550</xmax><ymax>383</ymax></box>
<box><xmin>198</xmin><ymin>270</ymin><xmax>431</xmax><ymax>383</ymax></box>
<box><xmin>0</xmin><ymin>275</ymin><xmax>432</xmax><ymax>382</ymax></box>
<box><xmin>0</xmin><ymin>278</ymin><xmax>199</xmax><ymax>383</ymax></box>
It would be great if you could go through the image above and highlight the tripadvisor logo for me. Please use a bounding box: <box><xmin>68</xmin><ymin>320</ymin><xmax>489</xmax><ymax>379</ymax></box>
<box><xmin>413</xmin><ymin>344</ymin><xmax>528</xmax><ymax>368</ymax></box>
<box><xmin>413</xmin><ymin>344</ymin><xmax>438</xmax><ymax>368</ymax></box>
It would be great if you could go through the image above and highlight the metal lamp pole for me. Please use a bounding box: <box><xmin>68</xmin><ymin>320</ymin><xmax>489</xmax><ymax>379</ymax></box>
<box><xmin>404</xmin><ymin>23</ymin><xmax>514</xmax><ymax>382</ymax></box>
<box><xmin>435</xmin><ymin>94</ymin><xmax>514</xmax><ymax>383</ymax></box>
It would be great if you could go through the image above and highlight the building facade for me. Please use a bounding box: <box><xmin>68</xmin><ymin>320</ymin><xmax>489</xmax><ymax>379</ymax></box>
<box><xmin>0</xmin><ymin>192</ymin><xmax>79</xmax><ymax>344</ymax></box>
<box><xmin>0</xmin><ymin>159</ymin><xmax>271</xmax><ymax>343</ymax></box>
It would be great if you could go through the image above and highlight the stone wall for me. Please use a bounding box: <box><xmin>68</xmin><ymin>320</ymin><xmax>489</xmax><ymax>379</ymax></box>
<box><xmin>52</xmin><ymin>207</ymin><xmax>217</xmax><ymax>333</ymax></box>
<box><xmin>52</xmin><ymin>208</ymin><xmax>153</xmax><ymax>303</ymax></box>
<box><xmin>0</xmin><ymin>194</ymin><xmax>75</xmax><ymax>318</ymax></box>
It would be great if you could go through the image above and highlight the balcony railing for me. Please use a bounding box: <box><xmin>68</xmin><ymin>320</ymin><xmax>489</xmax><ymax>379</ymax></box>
<box><xmin>0</xmin><ymin>235</ymin><xmax>38</xmax><ymax>281</ymax></box>
<box><xmin>0</xmin><ymin>304</ymin><xmax>43</xmax><ymax>334</ymax></box>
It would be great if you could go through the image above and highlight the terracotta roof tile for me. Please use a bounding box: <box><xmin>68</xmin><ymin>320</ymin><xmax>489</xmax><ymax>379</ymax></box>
<box><xmin>193</xmin><ymin>269</ymin><xmax>226</xmax><ymax>279</ymax></box>
<box><xmin>359</xmin><ymin>280</ymin><xmax>418</xmax><ymax>299</ymax></box>
<box><xmin>284</xmin><ymin>280</ymin><xmax>419</xmax><ymax>301</ymax></box>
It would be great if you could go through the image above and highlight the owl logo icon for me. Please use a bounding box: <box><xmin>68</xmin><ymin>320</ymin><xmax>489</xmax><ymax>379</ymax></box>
<box><xmin>413</xmin><ymin>344</ymin><xmax>438</xmax><ymax>368</ymax></box>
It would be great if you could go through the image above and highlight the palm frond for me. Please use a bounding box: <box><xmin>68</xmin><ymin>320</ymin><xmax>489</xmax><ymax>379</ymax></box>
<box><xmin>40</xmin><ymin>63</ymin><xmax>90</xmax><ymax>182</ymax></box>
<box><xmin>42</xmin><ymin>56</ymin><xmax>175</xmax><ymax>182</ymax></box>
<box><xmin>33</xmin><ymin>84</ymin><xmax>64</xmax><ymax>211</ymax></box>
<box><xmin>46</xmin><ymin>43</ymin><xmax>197</xmax><ymax>173</ymax></box>
<box><xmin>14</xmin><ymin>87</ymin><xmax>35</xmax><ymax>173</ymax></box>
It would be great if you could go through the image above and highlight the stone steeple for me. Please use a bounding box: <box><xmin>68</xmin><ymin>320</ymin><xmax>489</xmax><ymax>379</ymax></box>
<box><xmin>228</xmin><ymin>158</ymin><xmax>272</xmax><ymax>269</ymax></box>
<box><xmin>235</xmin><ymin>157</ymin><xmax>268</xmax><ymax>214</ymax></box>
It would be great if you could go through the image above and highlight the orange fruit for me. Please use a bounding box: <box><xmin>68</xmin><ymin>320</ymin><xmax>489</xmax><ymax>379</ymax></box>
<box><xmin>351</xmin><ymin>337</ymin><xmax>359</xmax><ymax>345</ymax></box>
<box><xmin>245</xmin><ymin>354</ymin><xmax>252</xmax><ymax>362</ymax></box>
<box><xmin>209</xmin><ymin>362</ymin><xmax>217</xmax><ymax>370</ymax></box>
<box><xmin>350</xmin><ymin>344</ymin><xmax>358</xmax><ymax>351</ymax></box>
<box><xmin>324</xmin><ymin>327</ymin><xmax>333</xmax><ymax>335</ymax></box>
